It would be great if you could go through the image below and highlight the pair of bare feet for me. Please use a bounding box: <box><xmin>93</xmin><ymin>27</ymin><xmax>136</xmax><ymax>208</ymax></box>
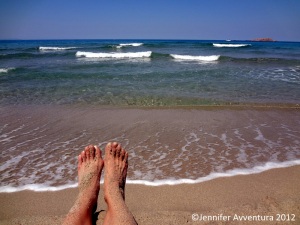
<box><xmin>62</xmin><ymin>142</ymin><xmax>137</xmax><ymax>225</ymax></box>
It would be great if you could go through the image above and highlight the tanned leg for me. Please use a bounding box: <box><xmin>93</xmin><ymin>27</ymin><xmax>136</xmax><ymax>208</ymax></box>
<box><xmin>63</xmin><ymin>145</ymin><xmax>104</xmax><ymax>225</ymax></box>
<box><xmin>103</xmin><ymin>142</ymin><xmax>138</xmax><ymax>225</ymax></box>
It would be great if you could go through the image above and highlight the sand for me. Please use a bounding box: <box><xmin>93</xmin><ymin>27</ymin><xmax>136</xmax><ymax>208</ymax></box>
<box><xmin>0</xmin><ymin>165</ymin><xmax>299</xmax><ymax>225</ymax></box>
<box><xmin>1</xmin><ymin>105</ymin><xmax>299</xmax><ymax>224</ymax></box>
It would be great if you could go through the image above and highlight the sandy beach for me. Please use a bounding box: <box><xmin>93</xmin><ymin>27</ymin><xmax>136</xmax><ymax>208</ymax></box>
<box><xmin>0</xmin><ymin>165</ymin><xmax>299</xmax><ymax>225</ymax></box>
<box><xmin>0</xmin><ymin>105</ymin><xmax>299</xmax><ymax>224</ymax></box>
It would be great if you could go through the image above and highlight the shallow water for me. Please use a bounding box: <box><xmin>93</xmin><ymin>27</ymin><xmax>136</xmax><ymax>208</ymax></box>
<box><xmin>0</xmin><ymin>106</ymin><xmax>299</xmax><ymax>192</ymax></box>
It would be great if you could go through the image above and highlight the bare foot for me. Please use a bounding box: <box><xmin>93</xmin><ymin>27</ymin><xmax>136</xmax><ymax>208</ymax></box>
<box><xmin>103</xmin><ymin>142</ymin><xmax>137</xmax><ymax>225</ymax></box>
<box><xmin>63</xmin><ymin>145</ymin><xmax>104</xmax><ymax>225</ymax></box>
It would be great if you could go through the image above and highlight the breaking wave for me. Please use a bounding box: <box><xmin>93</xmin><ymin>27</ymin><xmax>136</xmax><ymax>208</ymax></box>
<box><xmin>171</xmin><ymin>54</ymin><xmax>220</xmax><ymax>61</ymax></box>
<box><xmin>116</xmin><ymin>43</ymin><xmax>144</xmax><ymax>48</ymax></box>
<box><xmin>39</xmin><ymin>46</ymin><xmax>77</xmax><ymax>51</ymax></box>
<box><xmin>213</xmin><ymin>43</ymin><xmax>251</xmax><ymax>48</ymax></box>
<box><xmin>0</xmin><ymin>67</ymin><xmax>15</xmax><ymax>73</ymax></box>
<box><xmin>75</xmin><ymin>51</ymin><xmax>152</xmax><ymax>59</ymax></box>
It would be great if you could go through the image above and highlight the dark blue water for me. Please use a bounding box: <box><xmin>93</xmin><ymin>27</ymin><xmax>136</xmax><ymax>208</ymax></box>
<box><xmin>1</xmin><ymin>39</ymin><xmax>300</xmax><ymax>106</ymax></box>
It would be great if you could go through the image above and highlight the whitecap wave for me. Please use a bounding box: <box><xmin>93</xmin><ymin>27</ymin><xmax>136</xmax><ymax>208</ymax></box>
<box><xmin>39</xmin><ymin>46</ymin><xmax>77</xmax><ymax>51</ymax></box>
<box><xmin>119</xmin><ymin>43</ymin><xmax>143</xmax><ymax>47</ymax></box>
<box><xmin>213</xmin><ymin>43</ymin><xmax>251</xmax><ymax>48</ymax></box>
<box><xmin>76</xmin><ymin>51</ymin><xmax>152</xmax><ymax>59</ymax></box>
<box><xmin>0</xmin><ymin>67</ymin><xmax>15</xmax><ymax>73</ymax></box>
<box><xmin>171</xmin><ymin>54</ymin><xmax>220</xmax><ymax>61</ymax></box>
<box><xmin>115</xmin><ymin>43</ymin><xmax>143</xmax><ymax>49</ymax></box>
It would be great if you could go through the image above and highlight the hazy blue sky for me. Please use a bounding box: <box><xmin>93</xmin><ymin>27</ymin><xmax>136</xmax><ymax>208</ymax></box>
<box><xmin>1</xmin><ymin>0</ymin><xmax>300</xmax><ymax>41</ymax></box>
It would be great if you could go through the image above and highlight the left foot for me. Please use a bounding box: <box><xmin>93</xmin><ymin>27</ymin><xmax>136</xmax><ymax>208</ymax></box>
<box><xmin>63</xmin><ymin>145</ymin><xmax>104</xmax><ymax>225</ymax></box>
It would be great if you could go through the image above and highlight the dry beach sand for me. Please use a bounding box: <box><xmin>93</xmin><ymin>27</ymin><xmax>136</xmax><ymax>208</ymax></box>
<box><xmin>0</xmin><ymin>165</ymin><xmax>299</xmax><ymax>225</ymax></box>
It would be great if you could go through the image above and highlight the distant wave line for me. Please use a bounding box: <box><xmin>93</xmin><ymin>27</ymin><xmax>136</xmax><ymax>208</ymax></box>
<box><xmin>117</xmin><ymin>43</ymin><xmax>143</xmax><ymax>48</ymax></box>
<box><xmin>213</xmin><ymin>43</ymin><xmax>251</xmax><ymax>48</ymax></box>
<box><xmin>39</xmin><ymin>46</ymin><xmax>78</xmax><ymax>51</ymax></box>
<box><xmin>75</xmin><ymin>51</ymin><xmax>152</xmax><ymax>59</ymax></box>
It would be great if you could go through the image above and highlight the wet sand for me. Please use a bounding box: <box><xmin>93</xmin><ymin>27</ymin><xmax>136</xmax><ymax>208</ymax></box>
<box><xmin>1</xmin><ymin>105</ymin><xmax>300</xmax><ymax>188</ymax></box>
<box><xmin>0</xmin><ymin>105</ymin><xmax>299</xmax><ymax>224</ymax></box>
<box><xmin>0</xmin><ymin>165</ymin><xmax>299</xmax><ymax>225</ymax></box>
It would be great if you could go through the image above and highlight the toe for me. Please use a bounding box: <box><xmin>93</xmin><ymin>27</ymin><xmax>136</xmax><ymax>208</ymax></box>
<box><xmin>124</xmin><ymin>152</ymin><xmax>128</xmax><ymax>163</ymax></box>
<box><xmin>81</xmin><ymin>150</ymin><xmax>86</xmax><ymax>162</ymax></box>
<box><xmin>111</xmin><ymin>142</ymin><xmax>117</xmax><ymax>157</ymax></box>
<box><xmin>116</xmin><ymin>144</ymin><xmax>121</xmax><ymax>157</ymax></box>
<box><xmin>85</xmin><ymin>146</ymin><xmax>91</xmax><ymax>160</ymax></box>
<box><xmin>120</xmin><ymin>148</ymin><xmax>125</xmax><ymax>160</ymax></box>
<box><xmin>94</xmin><ymin>145</ymin><xmax>102</xmax><ymax>159</ymax></box>
<box><xmin>105</xmin><ymin>142</ymin><xmax>112</xmax><ymax>156</ymax></box>
<box><xmin>89</xmin><ymin>145</ymin><xmax>95</xmax><ymax>159</ymax></box>
<box><xmin>112</xmin><ymin>142</ymin><xmax>118</xmax><ymax>148</ymax></box>
<box><xmin>78</xmin><ymin>154</ymin><xmax>83</xmax><ymax>169</ymax></box>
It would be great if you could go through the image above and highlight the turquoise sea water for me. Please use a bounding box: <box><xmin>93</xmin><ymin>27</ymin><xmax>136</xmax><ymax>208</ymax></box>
<box><xmin>1</xmin><ymin>39</ymin><xmax>300</xmax><ymax>106</ymax></box>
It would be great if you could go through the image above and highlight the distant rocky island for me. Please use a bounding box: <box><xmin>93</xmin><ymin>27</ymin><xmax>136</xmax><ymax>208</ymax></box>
<box><xmin>252</xmin><ymin>38</ymin><xmax>275</xmax><ymax>42</ymax></box>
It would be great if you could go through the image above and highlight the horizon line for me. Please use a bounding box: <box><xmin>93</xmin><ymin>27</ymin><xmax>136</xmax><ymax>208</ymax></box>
<box><xmin>0</xmin><ymin>38</ymin><xmax>299</xmax><ymax>42</ymax></box>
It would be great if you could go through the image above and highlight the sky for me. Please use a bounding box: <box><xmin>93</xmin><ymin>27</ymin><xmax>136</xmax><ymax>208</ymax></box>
<box><xmin>1</xmin><ymin>0</ymin><xmax>300</xmax><ymax>41</ymax></box>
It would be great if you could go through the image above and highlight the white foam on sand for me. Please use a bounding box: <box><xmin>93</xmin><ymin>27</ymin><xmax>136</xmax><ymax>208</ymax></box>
<box><xmin>213</xmin><ymin>43</ymin><xmax>251</xmax><ymax>48</ymax></box>
<box><xmin>0</xmin><ymin>183</ymin><xmax>78</xmax><ymax>193</ymax></box>
<box><xmin>75</xmin><ymin>51</ymin><xmax>152</xmax><ymax>59</ymax></box>
<box><xmin>171</xmin><ymin>54</ymin><xmax>220</xmax><ymax>61</ymax></box>
<box><xmin>0</xmin><ymin>160</ymin><xmax>299</xmax><ymax>192</ymax></box>
<box><xmin>126</xmin><ymin>159</ymin><xmax>300</xmax><ymax>186</ymax></box>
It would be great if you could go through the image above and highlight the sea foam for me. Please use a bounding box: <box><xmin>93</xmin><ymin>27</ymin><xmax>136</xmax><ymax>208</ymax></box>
<box><xmin>0</xmin><ymin>68</ymin><xmax>15</xmax><ymax>73</ymax></box>
<box><xmin>116</xmin><ymin>43</ymin><xmax>143</xmax><ymax>48</ymax></box>
<box><xmin>213</xmin><ymin>43</ymin><xmax>251</xmax><ymax>48</ymax></box>
<box><xmin>1</xmin><ymin>160</ymin><xmax>298</xmax><ymax>192</ymax></box>
<box><xmin>126</xmin><ymin>159</ymin><xmax>300</xmax><ymax>186</ymax></box>
<box><xmin>171</xmin><ymin>54</ymin><xmax>220</xmax><ymax>61</ymax></box>
<box><xmin>39</xmin><ymin>46</ymin><xmax>77</xmax><ymax>51</ymax></box>
<box><xmin>76</xmin><ymin>51</ymin><xmax>152</xmax><ymax>59</ymax></box>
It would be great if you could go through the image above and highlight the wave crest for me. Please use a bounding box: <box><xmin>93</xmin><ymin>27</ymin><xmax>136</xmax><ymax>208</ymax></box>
<box><xmin>213</xmin><ymin>43</ymin><xmax>251</xmax><ymax>48</ymax></box>
<box><xmin>39</xmin><ymin>46</ymin><xmax>77</xmax><ymax>51</ymax></box>
<box><xmin>0</xmin><ymin>67</ymin><xmax>15</xmax><ymax>73</ymax></box>
<box><xmin>171</xmin><ymin>54</ymin><xmax>220</xmax><ymax>61</ymax></box>
<box><xmin>76</xmin><ymin>51</ymin><xmax>152</xmax><ymax>59</ymax></box>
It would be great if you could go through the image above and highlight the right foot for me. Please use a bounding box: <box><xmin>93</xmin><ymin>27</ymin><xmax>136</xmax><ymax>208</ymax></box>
<box><xmin>103</xmin><ymin>142</ymin><xmax>137</xmax><ymax>225</ymax></box>
<box><xmin>104</xmin><ymin>142</ymin><xmax>128</xmax><ymax>201</ymax></box>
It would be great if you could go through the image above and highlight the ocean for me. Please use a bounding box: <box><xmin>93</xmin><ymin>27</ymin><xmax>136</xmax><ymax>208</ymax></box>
<box><xmin>1</xmin><ymin>39</ymin><xmax>300</xmax><ymax>106</ymax></box>
<box><xmin>0</xmin><ymin>39</ymin><xmax>300</xmax><ymax>192</ymax></box>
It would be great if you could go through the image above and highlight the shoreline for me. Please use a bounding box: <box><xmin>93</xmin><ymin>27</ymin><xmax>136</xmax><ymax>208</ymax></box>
<box><xmin>0</xmin><ymin>166</ymin><xmax>299</xmax><ymax>224</ymax></box>
<box><xmin>1</xmin><ymin>102</ymin><xmax>300</xmax><ymax>110</ymax></box>
<box><xmin>1</xmin><ymin>105</ymin><xmax>300</xmax><ymax>194</ymax></box>
<box><xmin>1</xmin><ymin>159</ymin><xmax>300</xmax><ymax>193</ymax></box>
